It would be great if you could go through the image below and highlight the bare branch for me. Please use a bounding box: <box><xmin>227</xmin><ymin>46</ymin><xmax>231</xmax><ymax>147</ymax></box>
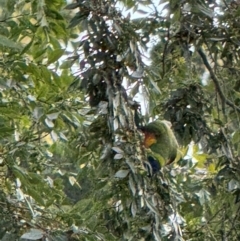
<box><xmin>198</xmin><ymin>47</ymin><xmax>240</xmax><ymax>113</ymax></box>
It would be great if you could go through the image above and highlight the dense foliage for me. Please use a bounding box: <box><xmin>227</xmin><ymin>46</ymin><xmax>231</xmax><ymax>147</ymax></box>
<box><xmin>1</xmin><ymin>0</ymin><xmax>240</xmax><ymax>240</ymax></box>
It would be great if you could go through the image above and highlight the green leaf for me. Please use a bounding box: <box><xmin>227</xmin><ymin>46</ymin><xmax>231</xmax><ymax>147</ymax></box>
<box><xmin>112</xmin><ymin>147</ymin><xmax>124</xmax><ymax>154</ymax></box>
<box><xmin>131</xmin><ymin>200</ymin><xmax>137</xmax><ymax>217</ymax></box>
<box><xmin>68</xmin><ymin>12</ymin><xmax>89</xmax><ymax>28</ymax></box>
<box><xmin>46</xmin><ymin>112</ymin><xmax>60</xmax><ymax>120</ymax></box>
<box><xmin>33</xmin><ymin>107</ymin><xmax>44</xmax><ymax>120</ymax></box>
<box><xmin>0</xmin><ymin>34</ymin><xmax>22</xmax><ymax>49</ymax></box>
<box><xmin>148</xmin><ymin>76</ymin><xmax>161</xmax><ymax>94</ymax></box>
<box><xmin>59</xmin><ymin>132</ymin><xmax>68</xmax><ymax>141</ymax></box>
<box><xmin>12</xmin><ymin>166</ymin><xmax>29</xmax><ymax>186</ymax></box>
<box><xmin>40</xmin><ymin>65</ymin><xmax>52</xmax><ymax>82</ymax></box>
<box><xmin>131</xmin><ymin>66</ymin><xmax>144</xmax><ymax>78</ymax></box>
<box><xmin>47</xmin><ymin>48</ymin><xmax>65</xmax><ymax>65</ymax></box>
<box><xmin>27</xmin><ymin>188</ymin><xmax>46</xmax><ymax>206</ymax></box>
<box><xmin>114</xmin><ymin>153</ymin><xmax>123</xmax><ymax>159</ymax></box>
<box><xmin>20</xmin><ymin>229</ymin><xmax>44</xmax><ymax>240</ymax></box>
<box><xmin>114</xmin><ymin>170</ymin><xmax>129</xmax><ymax>178</ymax></box>
<box><xmin>196</xmin><ymin>189</ymin><xmax>211</xmax><ymax>205</ymax></box>
<box><xmin>50</xmin><ymin>130</ymin><xmax>58</xmax><ymax>142</ymax></box>
<box><xmin>20</xmin><ymin>38</ymin><xmax>34</xmax><ymax>55</ymax></box>
<box><xmin>145</xmin><ymin>198</ymin><xmax>160</xmax><ymax>215</ymax></box>
<box><xmin>45</xmin><ymin>118</ymin><xmax>54</xmax><ymax>128</ymax></box>
<box><xmin>232</xmin><ymin>129</ymin><xmax>240</xmax><ymax>144</ymax></box>
<box><xmin>33</xmin><ymin>47</ymin><xmax>47</xmax><ymax>60</ymax></box>
<box><xmin>129</xmin><ymin>175</ymin><xmax>136</xmax><ymax>196</ymax></box>
<box><xmin>60</xmin><ymin>59</ymin><xmax>74</xmax><ymax>69</ymax></box>
<box><xmin>65</xmin><ymin>2</ymin><xmax>81</xmax><ymax>9</ymax></box>
<box><xmin>192</xmin><ymin>4</ymin><xmax>213</xmax><ymax>18</ymax></box>
<box><xmin>49</xmin><ymin>35</ymin><xmax>62</xmax><ymax>49</ymax></box>
<box><xmin>228</xmin><ymin>179</ymin><xmax>239</xmax><ymax>192</ymax></box>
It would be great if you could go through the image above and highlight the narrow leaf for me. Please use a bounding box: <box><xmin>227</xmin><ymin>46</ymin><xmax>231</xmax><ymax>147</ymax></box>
<box><xmin>65</xmin><ymin>2</ymin><xmax>81</xmax><ymax>9</ymax></box>
<box><xmin>114</xmin><ymin>170</ymin><xmax>129</xmax><ymax>178</ymax></box>
<box><xmin>46</xmin><ymin>112</ymin><xmax>60</xmax><ymax>120</ymax></box>
<box><xmin>112</xmin><ymin>147</ymin><xmax>124</xmax><ymax>154</ymax></box>
<box><xmin>0</xmin><ymin>34</ymin><xmax>22</xmax><ymax>49</ymax></box>
<box><xmin>33</xmin><ymin>107</ymin><xmax>44</xmax><ymax>120</ymax></box>
<box><xmin>45</xmin><ymin>118</ymin><xmax>54</xmax><ymax>128</ymax></box>
<box><xmin>20</xmin><ymin>229</ymin><xmax>44</xmax><ymax>240</ymax></box>
<box><xmin>47</xmin><ymin>49</ymin><xmax>65</xmax><ymax>65</ymax></box>
<box><xmin>50</xmin><ymin>130</ymin><xmax>58</xmax><ymax>142</ymax></box>
<box><xmin>129</xmin><ymin>175</ymin><xmax>136</xmax><ymax>195</ymax></box>
<box><xmin>131</xmin><ymin>200</ymin><xmax>137</xmax><ymax>217</ymax></box>
<box><xmin>114</xmin><ymin>153</ymin><xmax>123</xmax><ymax>159</ymax></box>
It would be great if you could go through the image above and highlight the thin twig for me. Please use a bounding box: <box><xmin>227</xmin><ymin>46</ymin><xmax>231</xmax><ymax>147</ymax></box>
<box><xmin>198</xmin><ymin>47</ymin><xmax>240</xmax><ymax>113</ymax></box>
<box><xmin>0</xmin><ymin>14</ymin><xmax>30</xmax><ymax>23</ymax></box>
<box><xmin>226</xmin><ymin>205</ymin><xmax>240</xmax><ymax>238</ymax></box>
<box><xmin>183</xmin><ymin>206</ymin><xmax>225</xmax><ymax>236</ymax></box>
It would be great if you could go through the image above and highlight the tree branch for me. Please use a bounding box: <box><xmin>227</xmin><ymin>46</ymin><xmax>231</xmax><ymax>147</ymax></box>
<box><xmin>198</xmin><ymin>47</ymin><xmax>240</xmax><ymax>113</ymax></box>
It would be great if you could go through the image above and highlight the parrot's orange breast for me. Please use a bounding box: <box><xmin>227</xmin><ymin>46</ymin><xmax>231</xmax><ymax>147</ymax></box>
<box><xmin>144</xmin><ymin>132</ymin><xmax>157</xmax><ymax>148</ymax></box>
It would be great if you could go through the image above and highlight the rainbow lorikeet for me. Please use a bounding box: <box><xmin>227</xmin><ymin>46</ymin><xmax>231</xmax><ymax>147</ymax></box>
<box><xmin>141</xmin><ymin>120</ymin><xmax>178</xmax><ymax>174</ymax></box>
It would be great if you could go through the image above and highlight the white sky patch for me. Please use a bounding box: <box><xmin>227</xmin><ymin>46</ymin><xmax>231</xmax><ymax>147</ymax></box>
<box><xmin>119</xmin><ymin>0</ymin><xmax>168</xmax><ymax>19</ymax></box>
<box><xmin>118</xmin><ymin>0</ymin><xmax>167</xmax><ymax>116</ymax></box>
<box><xmin>202</xmin><ymin>71</ymin><xmax>210</xmax><ymax>86</ymax></box>
<box><xmin>63</xmin><ymin>0</ymin><xmax>221</xmax><ymax>116</ymax></box>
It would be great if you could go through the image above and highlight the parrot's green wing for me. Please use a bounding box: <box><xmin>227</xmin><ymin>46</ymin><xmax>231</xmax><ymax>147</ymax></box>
<box><xmin>146</xmin><ymin>149</ymin><xmax>166</xmax><ymax>167</ymax></box>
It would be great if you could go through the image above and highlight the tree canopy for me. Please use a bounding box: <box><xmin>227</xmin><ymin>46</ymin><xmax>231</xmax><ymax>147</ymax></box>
<box><xmin>1</xmin><ymin>0</ymin><xmax>240</xmax><ymax>240</ymax></box>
